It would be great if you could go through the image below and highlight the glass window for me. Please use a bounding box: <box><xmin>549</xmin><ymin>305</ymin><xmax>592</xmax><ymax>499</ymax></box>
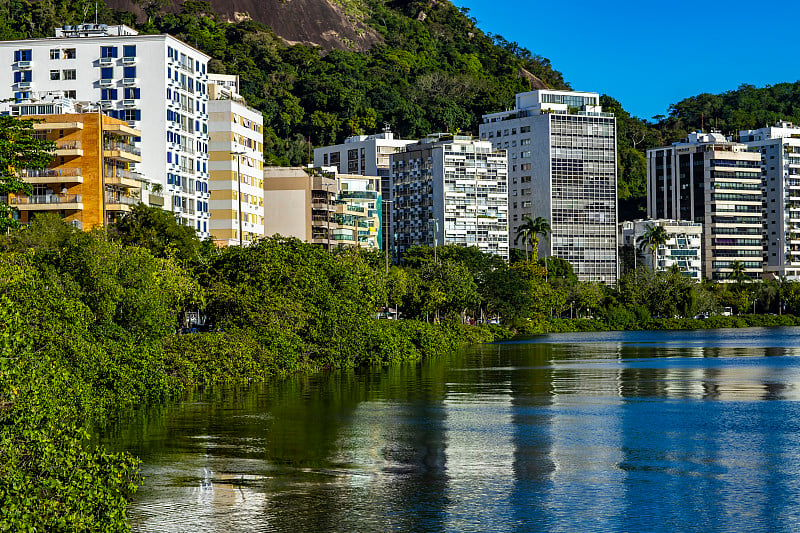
<box><xmin>100</xmin><ymin>46</ymin><xmax>118</xmax><ymax>58</ymax></box>
<box><xmin>13</xmin><ymin>71</ymin><xmax>31</xmax><ymax>82</ymax></box>
<box><xmin>50</xmin><ymin>70</ymin><xmax>60</xmax><ymax>80</ymax></box>
<box><xmin>100</xmin><ymin>67</ymin><xmax>113</xmax><ymax>79</ymax></box>
<box><xmin>101</xmin><ymin>88</ymin><xmax>117</xmax><ymax>100</ymax></box>
<box><xmin>123</xmin><ymin>66</ymin><xmax>136</xmax><ymax>78</ymax></box>
<box><xmin>63</xmin><ymin>48</ymin><xmax>76</xmax><ymax>59</ymax></box>
<box><xmin>50</xmin><ymin>49</ymin><xmax>60</xmax><ymax>60</ymax></box>
<box><xmin>14</xmin><ymin>49</ymin><xmax>32</xmax><ymax>62</ymax></box>
<box><xmin>124</xmin><ymin>87</ymin><xmax>140</xmax><ymax>99</ymax></box>
<box><xmin>63</xmin><ymin>70</ymin><xmax>76</xmax><ymax>80</ymax></box>
<box><xmin>123</xmin><ymin>45</ymin><xmax>136</xmax><ymax>58</ymax></box>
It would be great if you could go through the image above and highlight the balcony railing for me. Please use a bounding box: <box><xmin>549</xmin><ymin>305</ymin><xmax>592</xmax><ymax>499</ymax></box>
<box><xmin>104</xmin><ymin>140</ymin><xmax>141</xmax><ymax>156</ymax></box>
<box><xmin>105</xmin><ymin>194</ymin><xmax>138</xmax><ymax>206</ymax></box>
<box><xmin>11</xmin><ymin>194</ymin><xmax>81</xmax><ymax>205</ymax></box>
<box><xmin>55</xmin><ymin>140</ymin><xmax>81</xmax><ymax>150</ymax></box>
<box><xmin>20</xmin><ymin>168</ymin><xmax>82</xmax><ymax>178</ymax></box>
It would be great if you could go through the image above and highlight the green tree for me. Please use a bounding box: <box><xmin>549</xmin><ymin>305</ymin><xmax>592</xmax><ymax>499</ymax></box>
<box><xmin>109</xmin><ymin>203</ymin><xmax>203</xmax><ymax>265</ymax></box>
<box><xmin>514</xmin><ymin>215</ymin><xmax>550</xmax><ymax>261</ymax></box>
<box><xmin>637</xmin><ymin>224</ymin><xmax>668</xmax><ymax>272</ymax></box>
<box><xmin>0</xmin><ymin>116</ymin><xmax>54</xmax><ymax>232</ymax></box>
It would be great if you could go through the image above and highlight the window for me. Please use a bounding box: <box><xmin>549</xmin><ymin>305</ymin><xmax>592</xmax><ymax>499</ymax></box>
<box><xmin>50</xmin><ymin>49</ymin><xmax>60</xmax><ymax>60</ymax></box>
<box><xmin>63</xmin><ymin>48</ymin><xmax>76</xmax><ymax>59</ymax></box>
<box><xmin>63</xmin><ymin>69</ymin><xmax>76</xmax><ymax>80</ymax></box>
<box><xmin>13</xmin><ymin>71</ymin><xmax>31</xmax><ymax>83</ymax></box>
<box><xmin>100</xmin><ymin>46</ymin><xmax>118</xmax><ymax>58</ymax></box>
<box><xmin>123</xmin><ymin>66</ymin><xmax>136</xmax><ymax>78</ymax></box>
<box><xmin>123</xmin><ymin>109</ymin><xmax>140</xmax><ymax>121</ymax></box>
<box><xmin>13</xmin><ymin>49</ymin><xmax>32</xmax><ymax>62</ymax></box>
<box><xmin>520</xmin><ymin>163</ymin><xmax>531</xmax><ymax>171</ymax></box>
<box><xmin>124</xmin><ymin>87</ymin><xmax>140</xmax><ymax>99</ymax></box>
<box><xmin>123</xmin><ymin>45</ymin><xmax>136</xmax><ymax>58</ymax></box>
<box><xmin>64</xmin><ymin>90</ymin><xmax>76</xmax><ymax>99</ymax></box>
<box><xmin>100</xmin><ymin>67</ymin><xmax>113</xmax><ymax>79</ymax></box>
<box><xmin>520</xmin><ymin>126</ymin><xmax>531</xmax><ymax>133</ymax></box>
<box><xmin>101</xmin><ymin>89</ymin><xmax>117</xmax><ymax>100</ymax></box>
<box><xmin>50</xmin><ymin>70</ymin><xmax>60</xmax><ymax>80</ymax></box>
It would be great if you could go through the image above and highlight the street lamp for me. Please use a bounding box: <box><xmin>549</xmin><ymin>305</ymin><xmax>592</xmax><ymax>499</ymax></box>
<box><xmin>230</xmin><ymin>151</ymin><xmax>246</xmax><ymax>246</ymax></box>
<box><xmin>429</xmin><ymin>217</ymin><xmax>439</xmax><ymax>263</ymax></box>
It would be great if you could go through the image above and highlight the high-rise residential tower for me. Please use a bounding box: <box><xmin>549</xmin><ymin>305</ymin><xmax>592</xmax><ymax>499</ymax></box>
<box><xmin>647</xmin><ymin>132</ymin><xmax>763</xmax><ymax>281</ymax></box>
<box><xmin>208</xmin><ymin>74</ymin><xmax>264</xmax><ymax>246</ymax></box>
<box><xmin>390</xmin><ymin>134</ymin><xmax>509</xmax><ymax>260</ymax></box>
<box><xmin>480</xmin><ymin>90</ymin><xmax>618</xmax><ymax>284</ymax></box>
<box><xmin>740</xmin><ymin>122</ymin><xmax>800</xmax><ymax>280</ymax></box>
<box><xmin>0</xmin><ymin>24</ymin><xmax>212</xmax><ymax>236</ymax></box>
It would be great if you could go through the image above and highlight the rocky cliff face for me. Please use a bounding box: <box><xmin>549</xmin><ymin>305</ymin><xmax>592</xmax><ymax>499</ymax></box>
<box><xmin>105</xmin><ymin>0</ymin><xmax>382</xmax><ymax>51</ymax></box>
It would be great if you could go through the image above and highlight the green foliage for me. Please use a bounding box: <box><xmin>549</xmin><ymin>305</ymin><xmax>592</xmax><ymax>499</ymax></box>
<box><xmin>109</xmin><ymin>203</ymin><xmax>204</xmax><ymax>266</ymax></box>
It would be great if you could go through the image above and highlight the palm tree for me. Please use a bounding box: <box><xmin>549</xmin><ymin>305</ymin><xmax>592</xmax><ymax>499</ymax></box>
<box><xmin>514</xmin><ymin>215</ymin><xmax>551</xmax><ymax>261</ymax></box>
<box><xmin>730</xmin><ymin>260</ymin><xmax>748</xmax><ymax>284</ymax></box>
<box><xmin>636</xmin><ymin>224</ymin><xmax>668</xmax><ymax>272</ymax></box>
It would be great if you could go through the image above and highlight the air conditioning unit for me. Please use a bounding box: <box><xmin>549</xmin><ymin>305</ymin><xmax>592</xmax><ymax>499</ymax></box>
<box><xmin>17</xmin><ymin>82</ymin><xmax>30</xmax><ymax>89</ymax></box>
<box><xmin>99</xmin><ymin>57</ymin><xmax>113</xmax><ymax>65</ymax></box>
<box><xmin>99</xmin><ymin>79</ymin><xmax>112</xmax><ymax>86</ymax></box>
<box><xmin>122</xmin><ymin>99</ymin><xmax>135</xmax><ymax>107</ymax></box>
<box><xmin>122</xmin><ymin>78</ymin><xmax>136</xmax><ymax>86</ymax></box>
<box><xmin>122</xmin><ymin>57</ymin><xmax>135</xmax><ymax>64</ymax></box>
<box><xmin>17</xmin><ymin>61</ymin><xmax>31</xmax><ymax>68</ymax></box>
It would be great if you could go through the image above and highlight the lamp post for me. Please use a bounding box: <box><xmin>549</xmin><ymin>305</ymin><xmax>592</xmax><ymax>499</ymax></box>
<box><xmin>230</xmin><ymin>151</ymin><xmax>245</xmax><ymax>246</ymax></box>
<box><xmin>429</xmin><ymin>217</ymin><xmax>439</xmax><ymax>263</ymax></box>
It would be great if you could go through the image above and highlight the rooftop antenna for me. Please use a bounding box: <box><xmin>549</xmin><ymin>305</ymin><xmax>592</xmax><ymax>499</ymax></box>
<box><xmin>95</xmin><ymin>2</ymin><xmax>98</xmax><ymax>24</ymax></box>
<box><xmin>82</xmin><ymin>3</ymin><xmax>90</xmax><ymax>24</ymax></box>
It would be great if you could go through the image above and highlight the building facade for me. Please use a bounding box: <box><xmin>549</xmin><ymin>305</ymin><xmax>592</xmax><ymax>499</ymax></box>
<box><xmin>619</xmin><ymin>219</ymin><xmax>703</xmax><ymax>279</ymax></box>
<box><xmin>480</xmin><ymin>90</ymin><xmax>618</xmax><ymax>283</ymax></box>
<box><xmin>207</xmin><ymin>74</ymin><xmax>264</xmax><ymax>246</ymax></box>
<box><xmin>263</xmin><ymin>167</ymin><xmax>381</xmax><ymax>250</ymax></box>
<box><xmin>391</xmin><ymin>134</ymin><xmax>509</xmax><ymax>260</ymax></box>
<box><xmin>0</xmin><ymin>24</ymin><xmax>211</xmax><ymax>236</ymax></box>
<box><xmin>647</xmin><ymin>132</ymin><xmax>763</xmax><ymax>281</ymax></box>
<box><xmin>2</xmin><ymin>107</ymin><xmax>143</xmax><ymax>229</ymax></box>
<box><xmin>740</xmin><ymin>122</ymin><xmax>800</xmax><ymax>280</ymax></box>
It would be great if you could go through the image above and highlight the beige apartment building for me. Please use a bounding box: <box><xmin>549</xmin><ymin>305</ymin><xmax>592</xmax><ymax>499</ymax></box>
<box><xmin>264</xmin><ymin>167</ymin><xmax>381</xmax><ymax>250</ymax></box>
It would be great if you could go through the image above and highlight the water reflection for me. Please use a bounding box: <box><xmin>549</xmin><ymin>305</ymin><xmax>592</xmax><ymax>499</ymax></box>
<box><xmin>101</xmin><ymin>327</ymin><xmax>800</xmax><ymax>532</ymax></box>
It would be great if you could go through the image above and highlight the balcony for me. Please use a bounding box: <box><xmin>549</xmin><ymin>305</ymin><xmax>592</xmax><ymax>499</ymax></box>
<box><xmin>99</xmin><ymin>57</ymin><xmax>113</xmax><ymax>65</ymax></box>
<box><xmin>105</xmin><ymin>193</ymin><xmax>138</xmax><ymax>212</ymax></box>
<box><xmin>122</xmin><ymin>56</ymin><xmax>135</xmax><ymax>65</ymax></box>
<box><xmin>122</xmin><ymin>99</ymin><xmax>136</xmax><ymax>107</ymax></box>
<box><xmin>103</xmin><ymin>140</ymin><xmax>141</xmax><ymax>162</ymax></box>
<box><xmin>20</xmin><ymin>167</ymin><xmax>83</xmax><ymax>184</ymax></box>
<box><xmin>99</xmin><ymin>79</ymin><xmax>113</xmax><ymax>87</ymax></box>
<box><xmin>55</xmin><ymin>140</ymin><xmax>83</xmax><ymax>157</ymax></box>
<box><xmin>122</xmin><ymin>77</ymin><xmax>136</xmax><ymax>86</ymax></box>
<box><xmin>11</xmin><ymin>194</ymin><xmax>83</xmax><ymax>210</ymax></box>
<box><xmin>33</xmin><ymin>122</ymin><xmax>83</xmax><ymax>132</ymax></box>
<box><xmin>16</xmin><ymin>60</ymin><xmax>32</xmax><ymax>69</ymax></box>
<box><xmin>16</xmin><ymin>81</ymin><xmax>31</xmax><ymax>89</ymax></box>
<box><xmin>105</xmin><ymin>168</ymin><xmax>143</xmax><ymax>188</ymax></box>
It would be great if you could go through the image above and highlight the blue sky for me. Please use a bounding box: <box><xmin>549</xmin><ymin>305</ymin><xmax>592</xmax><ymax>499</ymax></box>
<box><xmin>454</xmin><ymin>0</ymin><xmax>799</xmax><ymax>121</ymax></box>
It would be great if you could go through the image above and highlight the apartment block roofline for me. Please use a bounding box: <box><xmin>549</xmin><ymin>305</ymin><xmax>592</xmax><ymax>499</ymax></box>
<box><xmin>0</xmin><ymin>25</ymin><xmax>211</xmax><ymax>60</ymax></box>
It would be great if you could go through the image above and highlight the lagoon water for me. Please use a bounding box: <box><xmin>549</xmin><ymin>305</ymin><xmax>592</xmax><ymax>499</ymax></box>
<box><xmin>103</xmin><ymin>327</ymin><xmax>800</xmax><ymax>532</ymax></box>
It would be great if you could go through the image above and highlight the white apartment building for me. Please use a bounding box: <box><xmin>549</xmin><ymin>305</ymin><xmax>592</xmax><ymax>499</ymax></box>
<box><xmin>647</xmin><ymin>132</ymin><xmax>763</xmax><ymax>281</ymax></box>
<box><xmin>480</xmin><ymin>90</ymin><xmax>618</xmax><ymax>284</ymax></box>
<box><xmin>391</xmin><ymin>134</ymin><xmax>509</xmax><ymax>260</ymax></box>
<box><xmin>740</xmin><ymin>122</ymin><xmax>800</xmax><ymax>280</ymax></box>
<box><xmin>619</xmin><ymin>219</ymin><xmax>703</xmax><ymax>279</ymax></box>
<box><xmin>0</xmin><ymin>24</ymin><xmax>212</xmax><ymax>237</ymax></box>
<box><xmin>208</xmin><ymin>74</ymin><xmax>264</xmax><ymax>246</ymax></box>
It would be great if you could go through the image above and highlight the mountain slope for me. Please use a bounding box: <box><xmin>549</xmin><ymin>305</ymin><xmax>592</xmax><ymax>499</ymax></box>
<box><xmin>104</xmin><ymin>0</ymin><xmax>382</xmax><ymax>51</ymax></box>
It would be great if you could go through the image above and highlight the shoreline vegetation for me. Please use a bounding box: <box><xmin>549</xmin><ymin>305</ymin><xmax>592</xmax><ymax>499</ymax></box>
<box><xmin>3</xmin><ymin>214</ymin><xmax>800</xmax><ymax>530</ymax></box>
